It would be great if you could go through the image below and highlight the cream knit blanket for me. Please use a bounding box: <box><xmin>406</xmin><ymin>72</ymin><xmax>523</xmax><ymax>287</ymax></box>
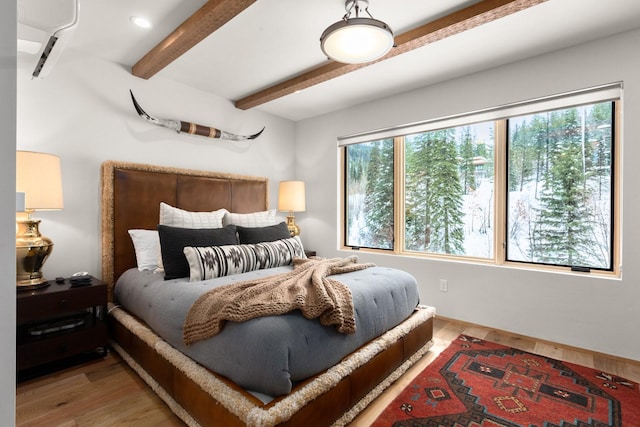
<box><xmin>183</xmin><ymin>256</ymin><xmax>374</xmax><ymax>345</ymax></box>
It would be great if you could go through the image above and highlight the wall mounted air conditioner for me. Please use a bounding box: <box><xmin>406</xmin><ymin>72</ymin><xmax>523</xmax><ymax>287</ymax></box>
<box><xmin>17</xmin><ymin>0</ymin><xmax>79</xmax><ymax>78</ymax></box>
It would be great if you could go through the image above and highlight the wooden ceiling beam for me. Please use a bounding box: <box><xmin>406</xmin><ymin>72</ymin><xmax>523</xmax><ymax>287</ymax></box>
<box><xmin>132</xmin><ymin>0</ymin><xmax>256</xmax><ymax>79</ymax></box>
<box><xmin>234</xmin><ymin>0</ymin><xmax>546</xmax><ymax>110</ymax></box>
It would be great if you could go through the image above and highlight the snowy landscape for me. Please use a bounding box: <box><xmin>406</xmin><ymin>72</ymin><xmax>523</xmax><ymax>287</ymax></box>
<box><xmin>346</xmin><ymin>102</ymin><xmax>614</xmax><ymax>271</ymax></box>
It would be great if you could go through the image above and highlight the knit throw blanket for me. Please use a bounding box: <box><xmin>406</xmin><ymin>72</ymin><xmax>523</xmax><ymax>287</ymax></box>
<box><xmin>183</xmin><ymin>256</ymin><xmax>374</xmax><ymax>345</ymax></box>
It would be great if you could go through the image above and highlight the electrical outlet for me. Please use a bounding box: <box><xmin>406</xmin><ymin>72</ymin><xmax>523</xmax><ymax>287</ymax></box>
<box><xmin>439</xmin><ymin>279</ymin><xmax>448</xmax><ymax>292</ymax></box>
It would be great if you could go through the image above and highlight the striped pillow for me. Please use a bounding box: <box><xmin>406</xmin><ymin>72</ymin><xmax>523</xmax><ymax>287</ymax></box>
<box><xmin>183</xmin><ymin>236</ymin><xmax>306</xmax><ymax>282</ymax></box>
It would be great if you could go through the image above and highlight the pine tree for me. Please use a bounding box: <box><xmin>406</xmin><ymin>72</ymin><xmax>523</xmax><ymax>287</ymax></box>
<box><xmin>404</xmin><ymin>134</ymin><xmax>431</xmax><ymax>251</ymax></box>
<box><xmin>531</xmin><ymin>108</ymin><xmax>594</xmax><ymax>266</ymax></box>
<box><xmin>510</xmin><ymin>118</ymin><xmax>545</xmax><ymax>193</ymax></box>
<box><xmin>459</xmin><ymin>126</ymin><xmax>476</xmax><ymax>193</ymax></box>
<box><xmin>530</xmin><ymin>114</ymin><xmax>551</xmax><ymax>199</ymax></box>
<box><xmin>345</xmin><ymin>144</ymin><xmax>369</xmax><ymax>242</ymax></box>
<box><xmin>508</xmin><ymin>122</ymin><xmax>523</xmax><ymax>192</ymax></box>
<box><xmin>405</xmin><ymin>129</ymin><xmax>465</xmax><ymax>254</ymax></box>
<box><xmin>364</xmin><ymin>139</ymin><xmax>394</xmax><ymax>249</ymax></box>
<box><xmin>587</xmin><ymin>102</ymin><xmax>613</xmax><ymax>199</ymax></box>
<box><xmin>428</xmin><ymin>129</ymin><xmax>465</xmax><ymax>254</ymax></box>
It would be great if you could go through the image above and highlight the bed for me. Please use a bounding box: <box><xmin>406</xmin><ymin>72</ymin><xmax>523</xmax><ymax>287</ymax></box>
<box><xmin>101</xmin><ymin>160</ymin><xmax>435</xmax><ymax>426</ymax></box>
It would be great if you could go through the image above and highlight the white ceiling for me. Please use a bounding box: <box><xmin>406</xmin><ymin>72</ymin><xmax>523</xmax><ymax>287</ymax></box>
<box><xmin>19</xmin><ymin>0</ymin><xmax>640</xmax><ymax>121</ymax></box>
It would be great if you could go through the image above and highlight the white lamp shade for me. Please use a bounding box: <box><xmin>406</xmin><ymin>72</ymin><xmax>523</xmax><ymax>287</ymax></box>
<box><xmin>278</xmin><ymin>181</ymin><xmax>306</xmax><ymax>212</ymax></box>
<box><xmin>321</xmin><ymin>17</ymin><xmax>394</xmax><ymax>64</ymax></box>
<box><xmin>16</xmin><ymin>151</ymin><xmax>64</xmax><ymax>210</ymax></box>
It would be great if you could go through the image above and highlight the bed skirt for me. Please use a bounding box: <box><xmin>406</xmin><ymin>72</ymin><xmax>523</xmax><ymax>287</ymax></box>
<box><xmin>108</xmin><ymin>304</ymin><xmax>436</xmax><ymax>427</ymax></box>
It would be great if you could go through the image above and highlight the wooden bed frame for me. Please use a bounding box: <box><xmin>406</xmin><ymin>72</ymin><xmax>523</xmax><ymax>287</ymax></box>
<box><xmin>101</xmin><ymin>160</ymin><xmax>434</xmax><ymax>426</ymax></box>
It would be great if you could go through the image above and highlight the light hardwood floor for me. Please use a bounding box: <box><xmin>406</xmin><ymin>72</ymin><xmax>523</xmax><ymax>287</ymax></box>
<box><xmin>16</xmin><ymin>317</ymin><xmax>640</xmax><ymax>426</ymax></box>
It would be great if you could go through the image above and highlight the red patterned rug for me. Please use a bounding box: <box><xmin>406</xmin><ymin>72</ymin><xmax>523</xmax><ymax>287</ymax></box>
<box><xmin>373</xmin><ymin>335</ymin><xmax>640</xmax><ymax>427</ymax></box>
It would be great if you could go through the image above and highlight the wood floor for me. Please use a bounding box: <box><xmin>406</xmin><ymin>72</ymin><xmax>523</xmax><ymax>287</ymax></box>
<box><xmin>16</xmin><ymin>317</ymin><xmax>640</xmax><ymax>427</ymax></box>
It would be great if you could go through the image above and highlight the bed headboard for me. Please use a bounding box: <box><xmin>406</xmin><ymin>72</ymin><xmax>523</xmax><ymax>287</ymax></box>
<box><xmin>101</xmin><ymin>160</ymin><xmax>268</xmax><ymax>298</ymax></box>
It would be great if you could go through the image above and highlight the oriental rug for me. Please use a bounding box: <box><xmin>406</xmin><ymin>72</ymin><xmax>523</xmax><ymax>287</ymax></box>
<box><xmin>373</xmin><ymin>334</ymin><xmax>640</xmax><ymax>427</ymax></box>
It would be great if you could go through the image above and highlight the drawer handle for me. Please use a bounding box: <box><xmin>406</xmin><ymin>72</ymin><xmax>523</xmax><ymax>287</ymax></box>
<box><xmin>59</xmin><ymin>299</ymin><xmax>68</xmax><ymax>307</ymax></box>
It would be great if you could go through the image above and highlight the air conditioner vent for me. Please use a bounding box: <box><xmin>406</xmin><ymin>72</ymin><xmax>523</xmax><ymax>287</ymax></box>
<box><xmin>17</xmin><ymin>0</ymin><xmax>79</xmax><ymax>78</ymax></box>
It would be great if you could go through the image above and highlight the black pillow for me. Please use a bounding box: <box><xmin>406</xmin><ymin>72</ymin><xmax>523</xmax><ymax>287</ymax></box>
<box><xmin>236</xmin><ymin>222</ymin><xmax>291</xmax><ymax>244</ymax></box>
<box><xmin>158</xmin><ymin>224</ymin><xmax>238</xmax><ymax>280</ymax></box>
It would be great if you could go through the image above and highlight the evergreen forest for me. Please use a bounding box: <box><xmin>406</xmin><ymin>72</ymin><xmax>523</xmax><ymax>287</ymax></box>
<box><xmin>345</xmin><ymin>102</ymin><xmax>613</xmax><ymax>270</ymax></box>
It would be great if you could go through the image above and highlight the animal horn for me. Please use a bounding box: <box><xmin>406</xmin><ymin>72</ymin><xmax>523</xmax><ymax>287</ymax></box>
<box><xmin>129</xmin><ymin>90</ymin><xmax>264</xmax><ymax>141</ymax></box>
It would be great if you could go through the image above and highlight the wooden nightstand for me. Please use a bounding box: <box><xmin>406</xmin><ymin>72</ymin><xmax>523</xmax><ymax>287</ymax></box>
<box><xmin>16</xmin><ymin>275</ymin><xmax>108</xmax><ymax>378</ymax></box>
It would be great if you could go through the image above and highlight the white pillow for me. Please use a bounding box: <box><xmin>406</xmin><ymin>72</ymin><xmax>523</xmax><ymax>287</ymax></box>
<box><xmin>222</xmin><ymin>209</ymin><xmax>279</xmax><ymax>227</ymax></box>
<box><xmin>159</xmin><ymin>202</ymin><xmax>227</xmax><ymax>229</ymax></box>
<box><xmin>128</xmin><ymin>229</ymin><xmax>162</xmax><ymax>271</ymax></box>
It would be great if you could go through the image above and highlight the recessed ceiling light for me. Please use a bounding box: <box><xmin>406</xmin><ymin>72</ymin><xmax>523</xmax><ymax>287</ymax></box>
<box><xmin>130</xmin><ymin>16</ymin><xmax>152</xmax><ymax>29</ymax></box>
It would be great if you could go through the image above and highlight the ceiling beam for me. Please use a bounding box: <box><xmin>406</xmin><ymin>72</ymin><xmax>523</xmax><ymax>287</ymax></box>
<box><xmin>132</xmin><ymin>0</ymin><xmax>256</xmax><ymax>79</ymax></box>
<box><xmin>234</xmin><ymin>0</ymin><xmax>546</xmax><ymax>110</ymax></box>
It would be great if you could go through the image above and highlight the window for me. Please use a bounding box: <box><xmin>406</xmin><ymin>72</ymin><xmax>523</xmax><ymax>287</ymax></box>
<box><xmin>341</xmin><ymin>85</ymin><xmax>619</xmax><ymax>274</ymax></box>
<box><xmin>404</xmin><ymin>122</ymin><xmax>495</xmax><ymax>258</ymax></box>
<box><xmin>345</xmin><ymin>138</ymin><xmax>394</xmax><ymax>250</ymax></box>
<box><xmin>506</xmin><ymin>103</ymin><xmax>614</xmax><ymax>270</ymax></box>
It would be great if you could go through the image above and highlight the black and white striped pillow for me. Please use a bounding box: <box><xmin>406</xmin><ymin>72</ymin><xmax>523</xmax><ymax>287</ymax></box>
<box><xmin>183</xmin><ymin>236</ymin><xmax>306</xmax><ymax>282</ymax></box>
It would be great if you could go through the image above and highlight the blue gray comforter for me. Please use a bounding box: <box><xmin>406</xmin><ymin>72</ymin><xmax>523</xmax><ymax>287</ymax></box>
<box><xmin>114</xmin><ymin>264</ymin><xmax>420</xmax><ymax>396</ymax></box>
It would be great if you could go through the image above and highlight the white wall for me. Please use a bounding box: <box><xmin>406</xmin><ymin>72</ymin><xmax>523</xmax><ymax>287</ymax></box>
<box><xmin>17</xmin><ymin>49</ymin><xmax>297</xmax><ymax>281</ymax></box>
<box><xmin>296</xmin><ymin>29</ymin><xmax>640</xmax><ymax>361</ymax></box>
<box><xmin>1</xmin><ymin>0</ymin><xmax>16</xmax><ymax>423</ymax></box>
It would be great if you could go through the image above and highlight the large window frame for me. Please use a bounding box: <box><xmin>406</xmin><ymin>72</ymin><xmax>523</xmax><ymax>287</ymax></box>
<box><xmin>340</xmin><ymin>84</ymin><xmax>621</xmax><ymax>277</ymax></box>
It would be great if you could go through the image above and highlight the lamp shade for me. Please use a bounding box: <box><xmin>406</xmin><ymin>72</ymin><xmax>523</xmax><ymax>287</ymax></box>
<box><xmin>16</xmin><ymin>151</ymin><xmax>64</xmax><ymax>211</ymax></box>
<box><xmin>278</xmin><ymin>181</ymin><xmax>306</xmax><ymax>212</ymax></box>
<box><xmin>320</xmin><ymin>17</ymin><xmax>394</xmax><ymax>64</ymax></box>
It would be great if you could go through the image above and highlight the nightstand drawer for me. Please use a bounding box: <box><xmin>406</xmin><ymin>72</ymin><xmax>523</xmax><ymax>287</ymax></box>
<box><xmin>17</xmin><ymin>322</ymin><xmax>107</xmax><ymax>371</ymax></box>
<box><xmin>17</xmin><ymin>282</ymin><xmax>106</xmax><ymax>323</ymax></box>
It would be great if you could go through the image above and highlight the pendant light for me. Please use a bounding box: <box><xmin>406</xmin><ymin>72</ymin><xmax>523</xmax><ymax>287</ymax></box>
<box><xmin>320</xmin><ymin>0</ymin><xmax>394</xmax><ymax>64</ymax></box>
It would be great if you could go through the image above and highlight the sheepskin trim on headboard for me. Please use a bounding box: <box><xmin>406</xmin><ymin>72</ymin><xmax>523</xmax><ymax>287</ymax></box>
<box><xmin>101</xmin><ymin>160</ymin><xmax>269</xmax><ymax>297</ymax></box>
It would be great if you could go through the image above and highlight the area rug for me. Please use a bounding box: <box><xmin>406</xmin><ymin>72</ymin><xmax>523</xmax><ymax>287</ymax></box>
<box><xmin>373</xmin><ymin>334</ymin><xmax>640</xmax><ymax>427</ymax></box>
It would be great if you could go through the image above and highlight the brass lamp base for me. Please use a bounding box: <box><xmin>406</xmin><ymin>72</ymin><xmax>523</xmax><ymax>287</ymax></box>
<box><xmin>16</xmin><ymin>218</ymin><xmax>53</xmax><ymax>290</ymax></box>
<box><xmin>16</xmin><ymin>279</ymin><xmax>50</xmax><ymax>291</ymax></box>
<box><xmin>286</xmin><ymin>215</ymin><xmax>300</xmax><ymax>237</ymax></box>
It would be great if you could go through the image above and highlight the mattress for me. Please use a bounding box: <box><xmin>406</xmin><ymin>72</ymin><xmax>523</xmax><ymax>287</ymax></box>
<box><xmin>113</xmin><ymin>264</ymin><xmax>420</xmax><ymax>397</ymax></box>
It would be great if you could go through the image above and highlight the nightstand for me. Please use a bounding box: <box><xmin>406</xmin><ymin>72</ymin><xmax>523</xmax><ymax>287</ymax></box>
<box><xmin>16</xmin><ymin>275</ymin><xmax>108</xmax><ymax>378</ymax></box>
<box><xmin>305</xmin><ymin>250</ymin><xmax>317</xmax><ymax>257</ymax></box>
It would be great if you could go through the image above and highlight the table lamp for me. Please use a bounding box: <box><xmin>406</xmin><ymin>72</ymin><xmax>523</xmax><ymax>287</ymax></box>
<box><xmin>16</xmin><ymin>151</ymin><xmax>64</xmax><ymax>289</ymax></box>
<box><xmin>278</xmin><ymin>181</ymin><xmax>306</xmax><ymax>236</ymax></box>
